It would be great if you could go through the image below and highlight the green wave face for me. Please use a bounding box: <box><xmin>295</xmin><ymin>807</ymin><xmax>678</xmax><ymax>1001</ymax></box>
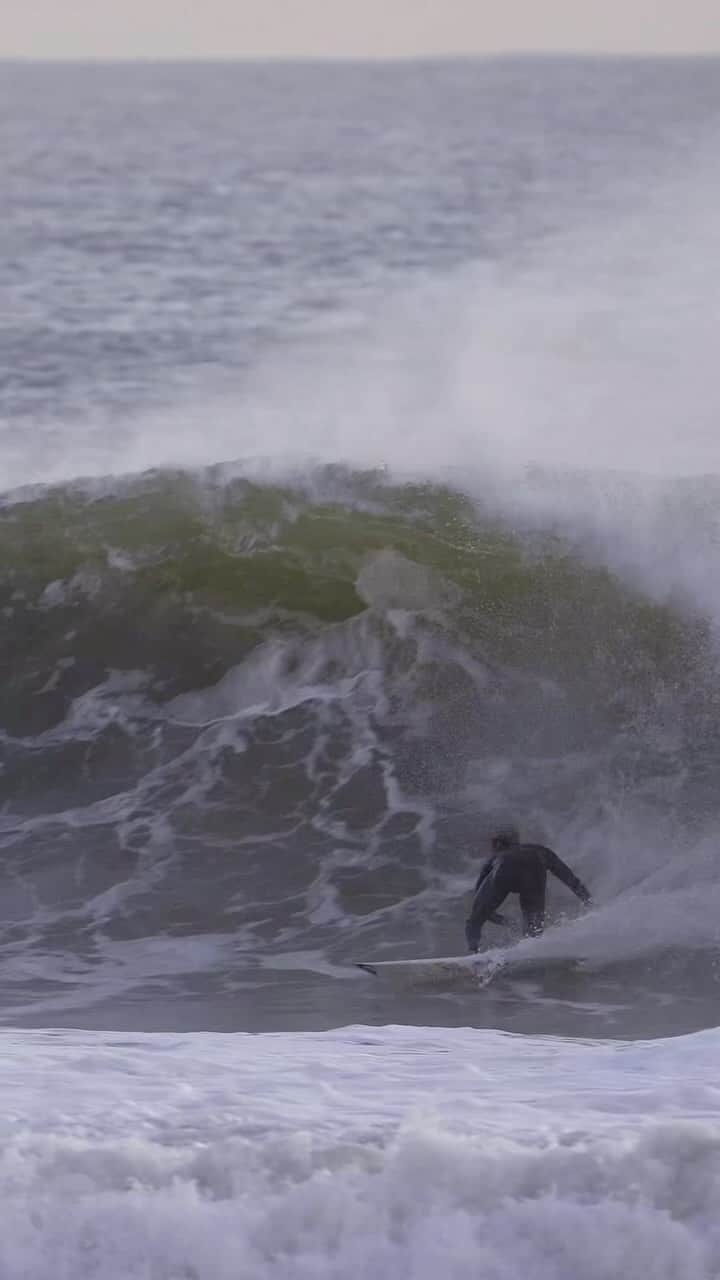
<box><xmin>0</xmin><ymin>464</ymin><xmax>711</xmax><ymax>741</ymax></box>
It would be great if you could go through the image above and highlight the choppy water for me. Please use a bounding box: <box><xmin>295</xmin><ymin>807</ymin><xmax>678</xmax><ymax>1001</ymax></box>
<box><xmin>2</xmin><ymin>57</ymin><xmax>720</xmax><ymax>1278</ymax></box>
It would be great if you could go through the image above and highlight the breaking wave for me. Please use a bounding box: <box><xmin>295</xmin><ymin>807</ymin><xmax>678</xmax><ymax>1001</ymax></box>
<box><xmin>1</xmin><ymin>461</ymin><xmax>719</xmax><ymax>1033</ymax></box>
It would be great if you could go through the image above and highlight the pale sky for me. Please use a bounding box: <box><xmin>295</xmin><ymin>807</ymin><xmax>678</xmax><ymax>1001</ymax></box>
<box><xmin>3</xmin><ymin>0</ymin><xmax>720</xmax><ymax>60</ymax></box>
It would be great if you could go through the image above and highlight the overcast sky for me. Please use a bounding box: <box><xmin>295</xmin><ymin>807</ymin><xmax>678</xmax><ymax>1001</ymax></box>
<box><xmin>4</xmin><ymin>0</ymin><xmax>720</xmax><ymax>60</ymax></box>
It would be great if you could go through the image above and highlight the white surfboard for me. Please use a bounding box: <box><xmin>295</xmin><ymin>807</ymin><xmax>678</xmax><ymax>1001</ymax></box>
<box><xmin>355</xmin><ymin>951</ymin><xmax>509</xmax><ymax>990</ymax></box>
<box><xmin>355</xmin><ymin>941</ymin><xmax>584</xmax><ymax>991</ymax></box>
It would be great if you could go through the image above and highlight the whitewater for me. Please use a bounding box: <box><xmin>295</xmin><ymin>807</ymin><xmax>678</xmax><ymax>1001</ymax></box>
<box><xmin>2</xmin><ymin>57</ymin><xmax>720</xmax><ymax>1278</ymax></box>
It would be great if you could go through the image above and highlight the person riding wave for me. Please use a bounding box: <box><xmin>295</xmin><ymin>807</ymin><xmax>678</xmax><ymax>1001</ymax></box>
<box><xmin>465</xmin><ymin>824</ymin><xmax>591</xmax><ymax>953</ymax></box>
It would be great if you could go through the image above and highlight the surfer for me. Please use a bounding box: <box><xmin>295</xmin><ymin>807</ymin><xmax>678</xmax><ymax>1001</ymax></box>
<box><xmin>465</xmin><ymin>825</ymin><xmax>591</xmax><ymax>952</ymax></box>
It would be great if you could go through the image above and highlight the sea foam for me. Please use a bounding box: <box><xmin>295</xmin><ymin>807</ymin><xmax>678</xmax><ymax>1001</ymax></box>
<box><xmin>2</xmin><ymin>1023</ymin><xmax>719</xmax><ymax>1279</ymax></box>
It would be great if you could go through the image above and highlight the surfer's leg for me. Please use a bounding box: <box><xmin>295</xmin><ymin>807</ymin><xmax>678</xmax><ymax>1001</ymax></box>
<box><xmin>465</xmin><ymin>874</ymin><xmax>510</xmax><ymax>952</ymax></box>
<box><xmin>519</xmin><ymin>862</ymin><xmax>546</xmax><ymax>937</ymax></box>
<box><xmin>522</xmin><ymin>908</ymin><xmax>544</xmax><ymax>936</ymax></box>
<box><xmin>520</xmin><ymin>889</ymin><xmax>546</xmax><ymax>936</ymax></box>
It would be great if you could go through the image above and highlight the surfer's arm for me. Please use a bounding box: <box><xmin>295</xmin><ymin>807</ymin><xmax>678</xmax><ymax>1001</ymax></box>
<box><xmin>474</xmin><ymin>858</ymin><xmax>495</xmax><ymax>892</ymax></box>
<box><xmin>543</xmin><ymin>849</ymin><xmax>591</xmax><ymax>903</ymax></box>
<box><xmin>475</xmin><ymin>860</ymin><xmax>506</xmax><ymax>921</ymax></box>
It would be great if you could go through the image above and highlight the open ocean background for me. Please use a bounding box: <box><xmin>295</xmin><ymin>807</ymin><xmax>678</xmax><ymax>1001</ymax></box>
<box><xmin>2</xmin><ymin>56</ymin><xmax>720</xmax><ymax>1278</ymax></box>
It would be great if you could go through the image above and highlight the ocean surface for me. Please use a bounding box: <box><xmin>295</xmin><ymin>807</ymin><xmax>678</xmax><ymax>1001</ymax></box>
<box><xmin>2</xmin><ymin>56</ymin><xmax>720</xmax><ymax>1277</ymax></box>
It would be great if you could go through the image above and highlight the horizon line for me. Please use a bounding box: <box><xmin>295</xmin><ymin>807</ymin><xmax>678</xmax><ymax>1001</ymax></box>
<box><xmin>3</xmin><ymin>49</ymin><xmax>720</xmax><ymax>65</ymax></box>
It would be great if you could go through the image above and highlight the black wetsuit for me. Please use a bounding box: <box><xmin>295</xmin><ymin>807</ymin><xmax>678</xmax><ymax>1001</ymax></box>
<box><xmin>465</xmin><ymin>843</ymin><xmax>590</xmax><ymax>952</ymax></box>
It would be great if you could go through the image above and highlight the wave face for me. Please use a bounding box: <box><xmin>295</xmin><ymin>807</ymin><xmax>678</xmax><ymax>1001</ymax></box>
<box><xmin>2</xmin><ymin>464</ymin><xmax>720</xmax><ymax>1034</ymax></box>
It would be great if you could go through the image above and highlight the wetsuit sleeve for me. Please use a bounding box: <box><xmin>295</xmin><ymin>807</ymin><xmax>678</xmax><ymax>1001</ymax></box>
<box><xmin>543</xmin><ymin>849</ymin><xmax>591</xmax><ymax>903</ymax></box>
<box><xmin>474</xmin><ymin>858</ymin><xmax>495</xmax><ymax>892</ymax></box>
<box><xmin>472</xmin><ymin>859</ymin><xmax>506</xmax><ymax>925</ymax></box>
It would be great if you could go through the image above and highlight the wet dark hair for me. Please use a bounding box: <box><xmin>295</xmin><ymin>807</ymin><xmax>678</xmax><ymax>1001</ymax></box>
<box><xmin>491</xmin><ymin>824</ymin><xmax>520</xmax><ymax>852</ymax></box>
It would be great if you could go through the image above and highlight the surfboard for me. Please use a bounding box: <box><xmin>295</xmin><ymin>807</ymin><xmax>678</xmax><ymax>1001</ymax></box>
<box><xmin>355</xmin><ymin>951</ymin><xmax>508</xmax><ymax>990</ymax></box>
<box><xmin>355</xmin><ymin>941</ymin><xmax>584</xmax><ymax>991</ymax></box>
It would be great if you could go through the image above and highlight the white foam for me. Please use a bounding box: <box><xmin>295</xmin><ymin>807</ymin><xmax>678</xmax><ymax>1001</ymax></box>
<box><xmin>1</xmin><ymin>1022</ymin><xmax>719</xmax><ymax>1279</ymax></box>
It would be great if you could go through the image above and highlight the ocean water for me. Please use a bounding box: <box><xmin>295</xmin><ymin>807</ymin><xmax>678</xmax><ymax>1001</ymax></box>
<box><xmin>2</xmin><ymin>57</ymin><xmax>720</xmax><ymax>1277</ymax></box>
